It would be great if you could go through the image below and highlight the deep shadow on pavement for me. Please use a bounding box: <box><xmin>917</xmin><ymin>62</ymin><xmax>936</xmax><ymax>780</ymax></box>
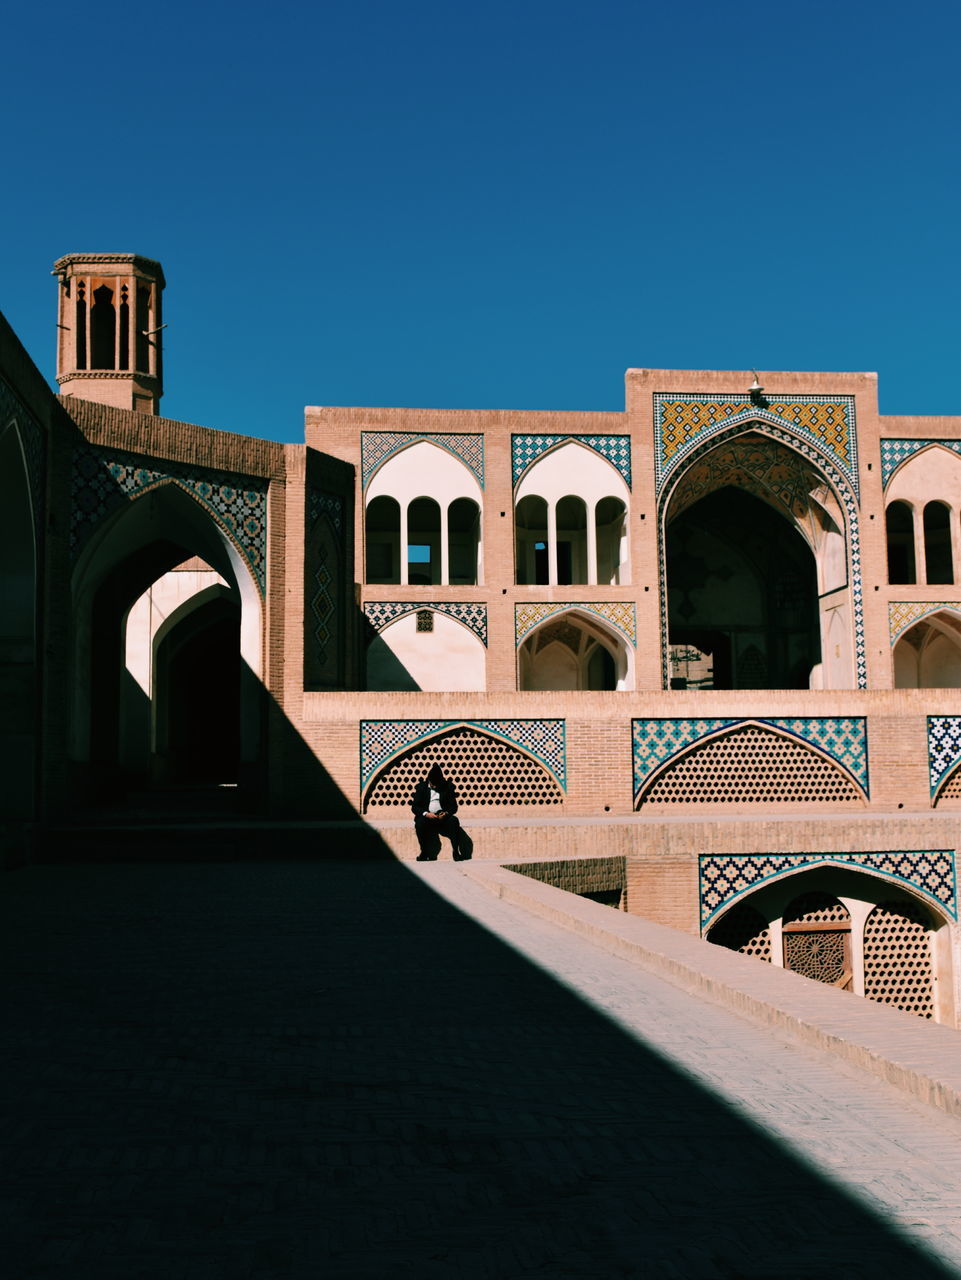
<box><xmin>0</xmin><ymin>855</ymin><xmax>954</xmax><ymax>1279</ymax></box>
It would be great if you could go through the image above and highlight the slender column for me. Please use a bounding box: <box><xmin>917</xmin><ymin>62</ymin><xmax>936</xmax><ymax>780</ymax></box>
<box><xmin>912</xmin><ymin>505</ymin><xmax>926</xmax><ymax>585</ymax></box>
<box><xmin>440</xmin><ymin>504</ymin><xmax>449</xmax><ymax>586</ymax></box>
<box><xmin>399</xmin><ymin>503</ymin><xmax>409</xmax><ymax>585</ymax></box>
<box><xmin>586</xmin><ymin>503</ymin><xmax>598</xmax><ymax>586</ymax></box>
<box><xmin>84</xmin><ymin>278</ymin><xmax>92</xmax><ymax>371</ymax></box>
<box><xmin>547</xmin><ymin>502</ymin><xmax>558</xmax><ymax>586</ymax></box>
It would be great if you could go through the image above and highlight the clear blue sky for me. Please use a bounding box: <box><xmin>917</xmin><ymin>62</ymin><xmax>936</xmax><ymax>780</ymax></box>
<box><xmin>2</xmin><ymin>0</ymin><xmax>959</xmax><ymax>442</ymax></box>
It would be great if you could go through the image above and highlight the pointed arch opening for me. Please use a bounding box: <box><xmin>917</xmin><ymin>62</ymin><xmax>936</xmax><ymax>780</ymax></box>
<box><xmin>663</xmin><ymin>431</ymin><xmax>858</xmax><ymax>690</ymax></box>
<box><xmin>705</xmin><ymin>864</ymin><xmax>949</xmax><ymax>1021</ymax></box>
<box><xmin>70</xmin><ymin>482</ymin><xmax>263</xmax><ymax>807</ymax></box>
<box><xmin>518</xmin><ymin>609</ymin><xmax>633</xmax><ymax>691</ymax></box>
<box><xmin>894</xmin><ymin>612</ymin><xmax>961</xmax><ymax>688</ymax></box>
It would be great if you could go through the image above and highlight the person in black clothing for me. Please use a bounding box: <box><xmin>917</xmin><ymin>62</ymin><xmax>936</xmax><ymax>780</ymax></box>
<box><xmin>411</xmin><ymin>763</ymin><xmax>464</xmax><ymax>861</ymax></box>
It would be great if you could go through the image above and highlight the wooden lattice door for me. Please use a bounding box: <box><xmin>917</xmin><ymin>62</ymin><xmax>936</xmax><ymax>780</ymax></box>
<box><xmin>782</xmin><ymin>891</ymin><xmax>853</xmax><ymax>990</ymax></box>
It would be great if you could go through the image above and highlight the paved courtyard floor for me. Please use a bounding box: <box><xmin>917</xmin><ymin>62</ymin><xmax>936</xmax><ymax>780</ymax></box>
<box><xmin>3</xmin><ymin>855</ymin><xmax>961</xmax><ymax>1278</ymax></box>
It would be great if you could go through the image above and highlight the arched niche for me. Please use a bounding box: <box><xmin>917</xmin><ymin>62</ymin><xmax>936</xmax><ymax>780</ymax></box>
<box><xmin>518</xmin><ymin>609</ymin><xmax>633</xmax><ymax>691</ymax></box>
<box><xmin>705</xmin><ymin>865</ymin><xmax>952</xmax><ymax>1023</ymax></box>
<box><xmin>70</xmin><ymin>482</ymin><xmax>263</xmax><ymax>801</ymax></box>
<box><xmin>663</xmin><ymin>432</ymin><xmax>854</xmax><ymax>690</ymax></box>
<box><xmin>365</xmin><ymin>495</ymin><xmax>400</xmax><ymax>585</ymax></box>
<box><xmin>515</xmin><ymin>442</ymin><xmax>631</xmax><ymax>586</ymax></box>
<box><xmin>886</xmin><ymin>446</ymin><xmax>961</xmax><ymax>586</ymax></box>
<box><xmin>366</xmin><ymin>611</ymin><xmax>486</xmax><ymax>692</ymax></box>
<box><xmin>893</xmin><ymin>612</ymin><xmax>961</xmax><ymax>688</ymax></box>
<box><xmin>0</xmin><ymin>423</ymin><xmax>38</xmax><ymax>820</ymax></box>
<box><xmin>885</xmin><ymin>500</ymin><xmax>916</xmax><ymax>584</ymax></box>
<box><xmin>122</xmin><ymin>568</ymin><xmax>230</xmax><ymax>777</ymax></box>
<box><xmin>365</xmin><ymin>441</ymin><xmax>484</xmax><ymax>586</ymax></box>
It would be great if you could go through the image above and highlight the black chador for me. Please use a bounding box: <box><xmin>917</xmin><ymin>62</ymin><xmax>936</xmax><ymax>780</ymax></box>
<box><xmin>411</xmin><ymin>764</ymin><xmax>464</xmax><ymax>861</ymax></box>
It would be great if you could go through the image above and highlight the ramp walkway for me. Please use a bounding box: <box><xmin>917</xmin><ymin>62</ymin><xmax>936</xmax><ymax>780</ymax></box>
<box><xmin>2</xmin><ymin>849</ymin><xmax>961</xmax><ymax>1277</ymax></box>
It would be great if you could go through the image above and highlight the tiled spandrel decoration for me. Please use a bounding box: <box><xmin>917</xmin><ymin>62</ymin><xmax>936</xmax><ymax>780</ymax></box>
<box><xmin>927</xmin><ymin>717</ymin><xmax>961</xmax><ymax>801</ymax></box>
<box><xmin>361</xmin><ymin>718</ymin><xmax>566</xmax><ymax>796</ymax></box>
<box><xmin>364</xmin><ymin>601</ymin><xmax>488</xmax><ymax>646</ymax></box>
<box><xmin>361</xmin><ymin>432</ymin><xmax>484</xmax><ymax>490</ymax></box>
<box><xmin>515</xmin><ymin>602</ymin><xmax>636</xmax><ymax>647</ymax></box>
<box><xmin>699</xmin><ymin>851</ymin><xmax>957</xmax><ymax>930</ymax></box>
<box><xmin>889</xmin><ymin>603</ymin><xmax>961</xmax><ymax>645</ymax></box>
<box><xmin>881</xmin><ymin>439</ymin><xmax>961</xmax><ymax>486</ymax></box>
<box><xmin>632</xmin><ymin>717</ymin><xmax>869</xmax><ymax>807</ymax></box>
<box><xmin>71</xmin><ymin>442</ymin><xmax>268</xmax><ymax>593</ymax></box>
<box><xmin>511</xmin><ymin>434</ymin><xmax>632</xmax><ymax>487</ymax></box>
<box><xmin>654</xmin><ymin>394</ymin><xmax>858</xmax><ymax>499</ymax></box>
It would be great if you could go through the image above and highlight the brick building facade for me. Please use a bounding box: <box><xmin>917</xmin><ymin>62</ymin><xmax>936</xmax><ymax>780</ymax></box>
<box><xmin>2</xmin><ymin>253</ymin><xmax>960</xmax><ymax>1021</ymax></box>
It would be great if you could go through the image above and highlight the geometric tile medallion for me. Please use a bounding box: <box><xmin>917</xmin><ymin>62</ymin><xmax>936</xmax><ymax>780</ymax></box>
<box><xmin>927</xmin><ymin>717</ymin><xmax>961</xmax><ymax>797</ymax></box>
<box><xmin>511</xmin><ymin>434</ymin><xmax>632</xmax><ymax>488</ymax></box>
<box><xmin>889</xmin><ymin>602</ymin><xmax>961</xmax><ymax>645</ymax></box>
<box><xmin>632</xmin><ymin>717</ymin><xmax>869</xmax><ymax>798</ymax></box>
<box><xmin>880</xmin><ymin>439</ymin><xmax>961</xmax><ymax>487</ymax></box>
<box><xmin>71</xmin><ymin>443</ymin><xmax>269</xmax><ymax>593</ymax></box>
<box><xmin>360</xmin><ymin>719</ymin><xmax>565</xmax><ymax>792</ymax></box>
<box><xmin>364</xmin><ymin>601</ymin><xmax>488</xmax><ymax>646</ymax></box>
<box><xmin>308</xmin><ymin>487</ymin><xmax>344</xmax><ymax>537</ymax></box>
<box><xmin>699</xmin><ymin>850</ymin><xmax>957</xmax><ymax>928</ymax></box>
<box><xmin>654</xmin><ymin>394</ymin><xmax>858</xmax><ymax>499</ymax></box>
<box><xmin>361</xmin><ymin>432</ymin><xmax>484</xmax><ymax>489</ymax></box>
<box><xmin>515</xmin><ymin>601</ymin><xmax>636</xmax><ymax>646</ymax></box>
<box><xmin>655</xmin><ymin>419</ymin><xmax>867</xmax><ymax>689</ymax></box>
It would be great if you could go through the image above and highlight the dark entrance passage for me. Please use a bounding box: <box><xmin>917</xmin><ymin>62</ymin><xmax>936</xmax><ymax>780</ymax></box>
<box><xmin>667</xmin><ymin>486</ymin><xmax>820</xmax><ymax>690</ymax></box>
<box><xmin>159</xmin><ymin>601</ymin><xmax>240</xmax><ymax>783</ymax></box>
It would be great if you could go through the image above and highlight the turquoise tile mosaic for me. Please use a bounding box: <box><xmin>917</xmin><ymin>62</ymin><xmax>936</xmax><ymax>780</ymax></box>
<box><xmin>361</xmin><ymin>719</ymin><xmax>565</xmax><ymax>792</ymax></box>
<box><xmin>511</xmin><ymin>434</ymin><xmax>632</xmax><ymax>488</ymax></box>
<box><xmin>71</xmin><ymin>442</ymin><xmax>268</xmax><ymax>593</ymax></box>
<box><xmin>632</xmin><ymin>717</ymin><xmax>868</xmax><ymax>799</ymax></box>
<box><xmin>514</xmin><ymin>601</ymin><xmax>636</xmax><ymax>647</ymax></box>
<box><xmin>880</xmin><ymin>439</ymin><xmax>961</xmax><ymax>487</ymax></box>
<box><xmin>699</xmin><ymin>851</ymin><xmax>957</xmax><ymax>929</ymax></box>
<box><xmin>361</xmin><ymin>432</ymin><xmax>484</xmax><ymax>490</ymax></box>
<box><xmin>364</xmin><ymin>602</ymin><xmax>488</xmax><ymax>646</ymax></box>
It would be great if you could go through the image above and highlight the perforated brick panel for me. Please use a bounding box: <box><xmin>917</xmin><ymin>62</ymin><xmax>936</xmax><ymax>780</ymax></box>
<box><xmin>706</xmin><ymin>902</ymin><xmax>772</xmax><ymax>961</ymax></box>
<box><xmin>364</xmin><ymin>726</ymin><xmax>564</xmax><ymax>810</ymax></box>
<box><xmin>937</xmin><ymin>766</ymin><xmax>961</xmax><ymax>802</ymax></box>
<box><xmin>863</xmin><ymin>899</ymin><xmax>934</xmax><ymax>1019</ymax></box>
<box><xmin>637</xmin><ymin>725</ymin><xmax>862</xmax><ymax>809</ymax></box>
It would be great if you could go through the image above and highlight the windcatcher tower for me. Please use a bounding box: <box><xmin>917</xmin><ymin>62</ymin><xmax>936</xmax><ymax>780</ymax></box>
<box><xmin>53</xmin><ymin>253</ymin><xmax>164</xmax><ymax>413</ymax></box>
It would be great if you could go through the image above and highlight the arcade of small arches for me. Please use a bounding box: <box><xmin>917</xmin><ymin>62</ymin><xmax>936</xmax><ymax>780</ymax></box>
<box><xmin>707</xmin><ymin>868</ymin><xmax>951</xmax><ymax>1022</ymax></box>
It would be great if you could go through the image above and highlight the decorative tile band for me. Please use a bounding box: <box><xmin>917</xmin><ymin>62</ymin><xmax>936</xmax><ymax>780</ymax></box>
<box><xmin>654</xmin><ymin>394</ymin><xmax>858</xmax><ymax>499</ymax></box>
<box><xmin>656</xmin><ymin>420</ymin><xmax>866</xmax><ymax>689</ymax></box>
<box><xmin>632</xmin><ymin>717</ymin><xmax>869</xmax><ymax>798</ymax></box>
<box><xmin>511</xmin><ymin>434</ymin><xmax>632</xmax><ymax>488</ymax></box>
<box><xmin>364</xmin><ymin>601</ymin><xmax>488</xmax><ymax>645</ymax></box>
<box><xmin>881</xmin><ymin>439</ymin><xmax>961</xmax><ymax>487</ymax></box>
<box><xmin>361</xmin><ymin>432</ymin><xmax>484</xmax><ymax>489</ymax></box>
<box><xmin>889</xmin><ymin>602</ymin><xmax>961</xmax><ymax>645</ymax></box>
<box><xmin>699</xmin><ymin>851</ymin><xmax>957</xmax><ymax>928</ymax></box>
<box><xmin>515</xmin><ymin>601</ymin><xmax>636</xmax><ymax>646</ymax></box>
<box><xmin>928</xmin><ymin>717</ymin><xmax>961</xmax><ymax>797</ymax></box>
<box><xmin>71</xmin><ymin>443</ymin><xmax>269</xmax><ymax>593</ymax></box>
<box><xmin>361</xmin><ymin>718</ymin><xmax>565</xmax><ymax>792</ymax></box>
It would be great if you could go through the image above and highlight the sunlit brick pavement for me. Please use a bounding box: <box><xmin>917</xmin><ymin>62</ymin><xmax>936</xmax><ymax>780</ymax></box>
<box><xmin>2</xmin><ymin>855</ymin><xmax>961</xmax><ymax>1278</ymax></box>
